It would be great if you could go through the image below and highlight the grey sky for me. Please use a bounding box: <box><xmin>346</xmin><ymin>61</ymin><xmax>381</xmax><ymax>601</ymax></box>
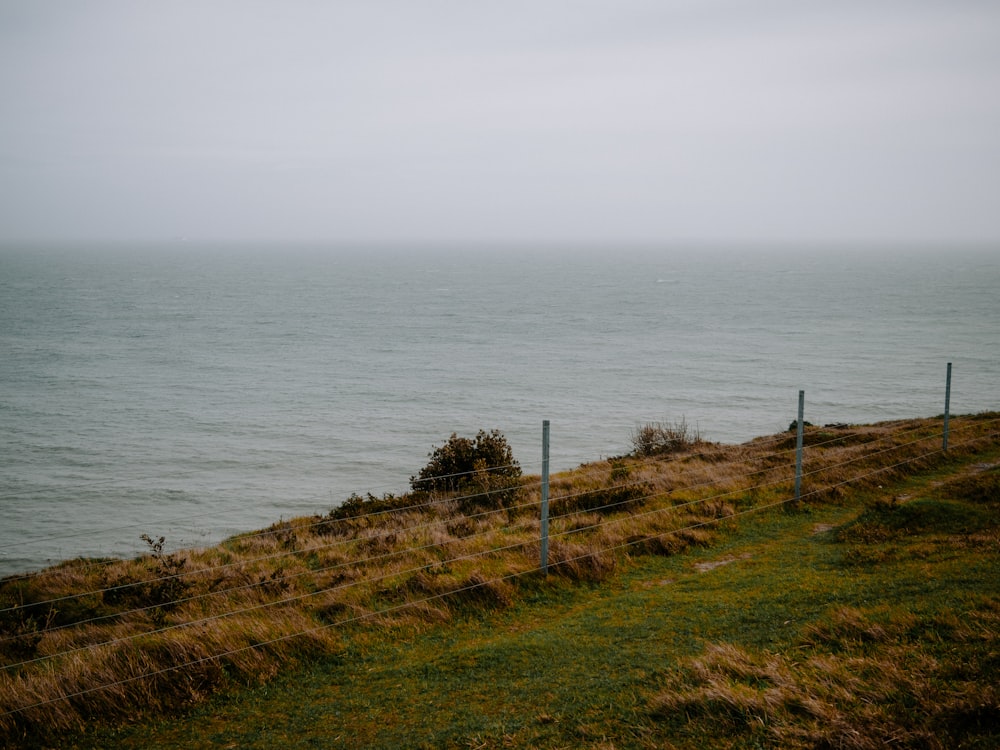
<box><xmin>2</xmin><ymin>1</ymin><xmax>999</xmax><ymax>245</ymax></box>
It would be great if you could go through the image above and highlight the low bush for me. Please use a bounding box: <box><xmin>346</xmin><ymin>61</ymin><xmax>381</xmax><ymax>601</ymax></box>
<box><xmin>631</xmin><ymin>418</ymin><xmax>702</xmax><ymax>457</ymax></box>
<box><xmin>411</xmin><ymin>430</ymin><xmax>522</xmax><ymax>512</ymax></box>
<box><xmin>325</xmin><ymin>492</ymin><xmax>415</xmax><ymax>522</ymax></box>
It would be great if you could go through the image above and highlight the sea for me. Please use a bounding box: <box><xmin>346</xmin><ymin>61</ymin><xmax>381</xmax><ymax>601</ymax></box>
<box><xmin>1</xmin><ymin>243</ymin><xmax>998</xmax><ymax>576</ymax></box>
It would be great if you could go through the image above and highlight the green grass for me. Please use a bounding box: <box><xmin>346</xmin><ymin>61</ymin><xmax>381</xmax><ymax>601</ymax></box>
<box><xmin>57</xmin><ymin>444</ymin><xmax>1000</xmax><ymax>749</ymax></box>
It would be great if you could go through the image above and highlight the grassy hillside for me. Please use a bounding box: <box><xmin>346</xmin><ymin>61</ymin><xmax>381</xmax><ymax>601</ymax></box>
<box><xmin>2</xmin><ymin>414</ymin><xmax>998</xmax><ymax>748</ymax></box>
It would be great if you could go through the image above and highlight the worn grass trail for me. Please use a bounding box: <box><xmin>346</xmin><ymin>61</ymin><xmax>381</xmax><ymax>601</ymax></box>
<box><xmin>71</xmin><ymin>444</ymin><xmax>999</xmax><ymax>749</ymax></box>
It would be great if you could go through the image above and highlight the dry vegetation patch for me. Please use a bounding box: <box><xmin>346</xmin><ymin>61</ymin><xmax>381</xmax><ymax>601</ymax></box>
<box><xmin>650</xmin><ymin>604</ymin><xmax>1000</xmax><ymax>749</ymax></box>
<box><xmin>1</xmin><ymin>414</ymin><xmax>997</xmax><ymax>746</ymax></box>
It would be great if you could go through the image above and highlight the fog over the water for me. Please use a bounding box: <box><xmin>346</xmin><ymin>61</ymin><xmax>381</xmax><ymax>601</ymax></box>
<box><xmin>2</xmin><ymin>1</ymin><xmax>999</xmax><ymax>246</ymax></box>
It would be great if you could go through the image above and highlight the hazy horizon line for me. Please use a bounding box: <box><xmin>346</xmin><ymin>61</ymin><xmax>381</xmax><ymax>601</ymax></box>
<box><xmin>3</xmin><ymin>236</ymin><xmax>999</xmax><ymax>252</ymax></box>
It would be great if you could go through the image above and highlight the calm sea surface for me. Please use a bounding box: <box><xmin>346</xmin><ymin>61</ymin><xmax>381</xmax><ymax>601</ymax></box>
<box><xmin>1</xmin><ymin>244</ymin><xmax>998</xmax><ymax>574</ymax></box>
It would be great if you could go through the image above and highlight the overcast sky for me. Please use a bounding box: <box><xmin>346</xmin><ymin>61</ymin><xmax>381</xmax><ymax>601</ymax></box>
<box><xmin>2</xmin><ymin>1</ymin><xmax>999</xmax><ymax>246</ymax></box>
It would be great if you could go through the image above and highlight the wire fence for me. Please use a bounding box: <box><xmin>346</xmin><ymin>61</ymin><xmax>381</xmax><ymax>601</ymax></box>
<box><xmin>1</xmin><ymin>366</ymin><xmax>997</xmax><ymax>733</ymax></box>
<box><xmin>0</xmin><ymin>403</ymin><xmax>905</xmax><ymax>594</ymax></box>
<box><xmin>0</xmin><ymin>411</ymin><xmax>988</xmax><ymax>633</ymax></box>
<box><xmin>1</xmin><ymin>417</ymin><xmax>997</xmax><ymax>721</ymax></box>
<box><xmin>2</xmin><ymin>419</ymin><xmax>995</xmax><ymax>727</ymax></box>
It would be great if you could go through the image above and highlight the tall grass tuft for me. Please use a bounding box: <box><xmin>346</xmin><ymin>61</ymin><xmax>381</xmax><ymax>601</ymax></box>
<box><xmin>650</xmin><ymin>603</ymin><xmax>1000</xmax><ymax>749</ymax></box>
<box><xmin>630</xmin><ymin>418</ymin><xmax>703</xmax><ymax>457</ymax></box>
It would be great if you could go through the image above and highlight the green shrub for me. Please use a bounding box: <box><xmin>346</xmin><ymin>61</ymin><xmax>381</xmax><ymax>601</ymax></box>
<box><xmin>411</xmin><ymin>430</ymin><xmax>522</xmax><ymax>512</ymax></box>
<box><xmin>326</xmin><ymin>492</ymin><xmax>414</xmax><ymax>522</ymax></box>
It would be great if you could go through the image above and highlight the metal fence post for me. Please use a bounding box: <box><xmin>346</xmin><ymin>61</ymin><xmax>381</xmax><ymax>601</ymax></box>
<box><xmin>794</xmin><ymin>390</ymin><xmax>805</xmax><ymax>506</ymax></box>
<box><xmin>540</xmin><ymin>420</ymin><xmax>550</xmax><ymax>574</ymax></box>
<box><xmin>943</xmin><ymin>362</ymin><xmax>952</xmax><ymax>451</ymax></box>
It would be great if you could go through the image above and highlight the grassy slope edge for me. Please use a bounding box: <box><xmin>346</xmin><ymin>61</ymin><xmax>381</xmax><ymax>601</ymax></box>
<box><xmin>3</xmin><ymin>414</ymin><xmax>999</xmax><ymax>749</ymax></box>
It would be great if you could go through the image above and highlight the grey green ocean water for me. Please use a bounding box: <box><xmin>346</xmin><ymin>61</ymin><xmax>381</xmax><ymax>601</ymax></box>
<box><xmin>1</xmin><ymin>244</ymin><xmax>997</xmax><ymax>574</ymax></box>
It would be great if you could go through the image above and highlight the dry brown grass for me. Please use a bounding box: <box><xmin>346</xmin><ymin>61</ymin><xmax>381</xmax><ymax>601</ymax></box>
<box><xmin>1</xmin><ymin>414</ymin><xmax>997</xmax><ymax>745</ymax></box>
<box><xmin>650</xmin><ymin>604</ymin><xmax>1000</xmax><ymax>749</ymax></box>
